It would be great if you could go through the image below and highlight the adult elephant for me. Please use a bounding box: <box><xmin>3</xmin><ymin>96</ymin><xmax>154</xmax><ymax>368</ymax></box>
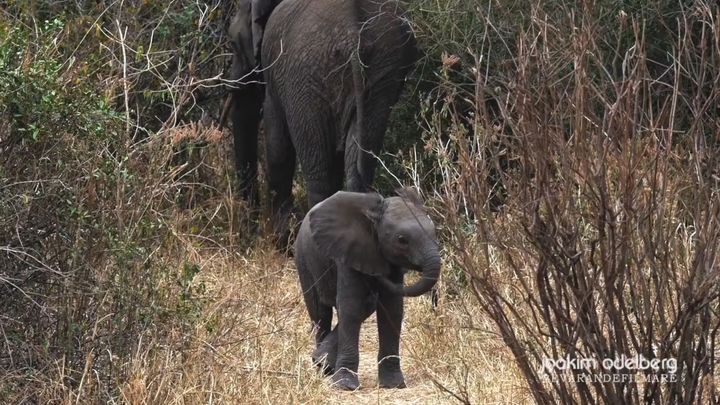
<box><xmin>228</xmin><ymin>0</ymin><xmax>418</xmax><ymax>240</ymax></box>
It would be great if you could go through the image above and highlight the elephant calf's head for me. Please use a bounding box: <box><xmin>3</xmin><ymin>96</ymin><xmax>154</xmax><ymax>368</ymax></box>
<box><xmin>308</xmin><ymin>188</ymin><xmax>441</xmax><ymax>297</ymax></box>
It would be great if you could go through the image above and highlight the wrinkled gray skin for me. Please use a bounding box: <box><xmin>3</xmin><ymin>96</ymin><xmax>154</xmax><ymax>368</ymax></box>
<box><xmin>228</xmin><ymin>0</ymin><xmax>418</xmax><ymax>242</ymax></box>
<box><xmin>294</xmin><ymin>189</ymin><xmax>441</xmax><ymax>390</ymax></box>
<box><xmin>228</xmin><ymin>0</ymin><xmax>279</xmax><ymax>205</ymax></box>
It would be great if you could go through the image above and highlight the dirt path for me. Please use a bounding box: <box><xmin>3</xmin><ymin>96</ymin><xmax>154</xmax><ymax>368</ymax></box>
<box><xmin>328</xmin><ymin>315</ymin><xmax>448</xmax><ymax>404</ymax></box>
<box><xmin>147</xmin><ymin>250</ymin><xmax>531</xmax><ymax>404</ymax></box>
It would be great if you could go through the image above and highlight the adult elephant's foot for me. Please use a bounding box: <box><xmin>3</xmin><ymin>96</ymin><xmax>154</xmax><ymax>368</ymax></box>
<box><xmin>378</xmin><ymin>358</ymin><xmax>406</xmax><ymax>388</ymax></box>
<box><xmin>271</xmin><ymin>203</ymin><xmax>300</xmax><ymax>254</ymax></box>
<box><xmin>331</xmin><ymin>368</ymin><xmax>360</xmax><ymax>391</ymax></box>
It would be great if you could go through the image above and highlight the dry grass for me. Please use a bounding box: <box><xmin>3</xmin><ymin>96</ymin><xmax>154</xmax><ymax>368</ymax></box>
<box><xmin>98</xmin><ymin>243</ymin><xmax>531</xmax><ymax>404</ymax></box>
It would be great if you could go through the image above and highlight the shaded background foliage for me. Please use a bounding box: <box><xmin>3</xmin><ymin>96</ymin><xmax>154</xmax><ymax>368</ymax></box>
<box><xmin>1</xmin><ymin>1</ymin><xmax>234</xmax><ymax>398</ymax></box>
<box><xmin>1</xmin><ymin>0</ymin><xmax>718</xmax><ymax>403</ymax></box>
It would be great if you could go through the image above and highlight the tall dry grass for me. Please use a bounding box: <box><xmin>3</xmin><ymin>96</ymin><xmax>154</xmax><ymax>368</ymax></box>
<box><xmin>421</xmin><ymin>1</ymin><xmax>720</xmax><ymax>403</ymax></box>
<box><xmin>5</xmin><ymin>232</ymin><xmax>530</xmax><ymax>403</ymax></box>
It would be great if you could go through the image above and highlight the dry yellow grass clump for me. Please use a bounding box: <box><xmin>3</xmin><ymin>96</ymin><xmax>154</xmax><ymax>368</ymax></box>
<box><xmin>114</xmin><ymin>243</ymin><xmax>531</xmax><ymax>404</ymax></box>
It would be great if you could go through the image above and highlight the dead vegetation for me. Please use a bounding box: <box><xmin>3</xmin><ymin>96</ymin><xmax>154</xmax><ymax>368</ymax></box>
<box><xmin>2</xmin><ymin>0</ymin><xmax>720</xmax><ymax>404</ymax></box>
<box><xmin>420</xmin><ymin>1</ymin><xmax>720</xmax><ymax>403</ymax></box>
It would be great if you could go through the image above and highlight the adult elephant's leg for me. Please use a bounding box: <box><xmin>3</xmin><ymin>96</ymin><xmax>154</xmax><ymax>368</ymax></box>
<box><xmin>344</xmin><ymin>120</ymin><xmax>368</xmax><ymax>193</ymax></box>
<box><xmin>377</xmin><ymin>272</ymin><xmax>406</xmax><ymax>388</ymax></box>
<box><xmin>228</xmin><ymin>3</ymin><xmax>262</xmax><ymax>203</ymax></box>
<box><xmin>305</xmin><ymin>153</ymin><xmax>344</xmax><ymax>208</ymax></box>
<box><xmin>285</xmin><ymin>102</ymin><xmax>338</xmax><ymax>208</ymax></box>
<box><xmin>345</xmin><ymin>82</ymin><xmax>404</xmax><ymax>192</ymax></box>
<box><xmin>332</xmin><ymin>268</ymin><xmax>375</xmax><ymax>390</ymax></box>
<box><xmin>231</xmin><ymin>78</ymin><xmax>263</xmax><ymax>203</ymax></box>
<box><xmin>264</xmin><ymin>93</ymin><xmax>295</xmax><ymax>245</ymax></box>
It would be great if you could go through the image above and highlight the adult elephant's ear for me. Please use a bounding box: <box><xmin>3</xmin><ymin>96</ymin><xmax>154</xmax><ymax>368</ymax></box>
<box><xmin>229</xmin><ymin>1</ymin><xmax>255</xmax><ymax>75</ymax></box>
<box><xmin>309</xmin><ymin>191</ymin><xmax>389</xmax><ymax>277</ymax></box>
<box><xmin>250</xmin><ymin>0</ymin><xmax>280</xmax><ymax>62</ymax></box>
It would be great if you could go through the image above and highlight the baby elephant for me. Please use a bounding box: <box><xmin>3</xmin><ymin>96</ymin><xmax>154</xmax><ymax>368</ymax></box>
<box><xmin>294</xmin><ymin>188</ymin><xmax>441</xmax><ymax>390</ymax></box>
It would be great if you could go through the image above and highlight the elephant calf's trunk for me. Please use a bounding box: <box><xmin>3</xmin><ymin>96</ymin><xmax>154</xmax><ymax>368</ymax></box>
<box><xmin>378</xmin><ymin>255</ymin><xmax>440</xmax><ymax>298</ymax></box>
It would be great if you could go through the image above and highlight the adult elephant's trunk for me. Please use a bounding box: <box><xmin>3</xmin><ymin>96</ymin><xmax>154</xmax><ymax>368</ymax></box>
<box><xmin>378</xmin><ymin>254</ymin><xmax>441</xmax><ymax>297</ymax></box>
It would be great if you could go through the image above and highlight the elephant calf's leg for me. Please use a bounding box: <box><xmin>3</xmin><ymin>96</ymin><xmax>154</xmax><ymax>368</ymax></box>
<box><xmin>332</xmin><ymin>318</ymin><xmax>363</xmax><ymax>390</ymax></box>
<box><xmin>332</xmin><ymin>270</ymin><xmax>374</xmax><ymax>390</ymax></box>
<box><xmin>377</xmin><ymin>275</ymin><xmax>406</xmax><ymax>388</ymax></box>
<box><xmin>298</xmin><ymin>275</ymin><xmax>332</xmax><ymax>346</ymax></box>
<box><xmin>310</xmin><ymin>302</ymin><xmax>333</xmax><ymax>374</ymax></box>
<box><xmin>312</xmin><ymin>326</ymin><xmax>338</xmax><ymax>375</ymax></box>
<box><xmin>313</xmin><ymin>304</ymin><xmax>333</xmax><ymax>346</ymax></box>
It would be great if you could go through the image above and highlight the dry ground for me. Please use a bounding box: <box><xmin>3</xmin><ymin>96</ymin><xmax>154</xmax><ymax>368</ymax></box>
<box><xmin>117</xmin><ymin>242</ymin><xmax>532</xmax><ymax>404</ymax></box>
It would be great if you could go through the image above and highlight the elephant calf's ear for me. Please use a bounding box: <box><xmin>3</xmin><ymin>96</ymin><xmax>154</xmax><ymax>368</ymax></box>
<box><xmin>309</xmin><ymin>191</ymin><xmax>390</xmax><ymax>277</ymax></box>
<box><xmin>396</xmin><ymin>187</ymin><xmax>424</xmax><ymax>206</ymax></box>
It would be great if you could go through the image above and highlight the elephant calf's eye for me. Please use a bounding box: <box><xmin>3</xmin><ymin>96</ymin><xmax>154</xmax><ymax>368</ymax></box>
<box><xmin>397</xmin><ymin>234</ymin><xmax>409</xmax><ymax>245</ymax></box>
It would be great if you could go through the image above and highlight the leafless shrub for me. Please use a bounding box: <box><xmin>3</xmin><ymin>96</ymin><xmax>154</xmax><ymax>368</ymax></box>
<box><xmin>423</xmin><ymin>1</ymin><xmax>720</xmax><ymax>403</ymax></box>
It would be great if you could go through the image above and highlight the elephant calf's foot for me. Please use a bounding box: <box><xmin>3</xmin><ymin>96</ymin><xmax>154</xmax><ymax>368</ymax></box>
<box><xmin>331</xmin><ymin>368</ymin><xmax>360</xmax><ymax>391</ymax></box>
<box><xmin>312</xmin><ymin>331</ymin><xmax>338</xmax><ymax>375</ymax></box>
<box><xmin>311</xmin><ymin>351</ymin><xmax>335</xmax><ymax>376</ymax></box>
<box><xmin>378</xmin><ymin>368</ymin><xmax>406</xmax><ymax>389</ymax></box>
<box><xmin>378</xmin><ymin>358</ymin><xmax>406</xmax><ymax>388</ymax></box>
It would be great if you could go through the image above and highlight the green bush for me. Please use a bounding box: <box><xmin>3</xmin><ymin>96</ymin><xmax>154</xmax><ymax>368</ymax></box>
<box><xmin>0</xmin><ymin>4</ymin><xmax>240</xmax><ymax>401</ymax></box>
